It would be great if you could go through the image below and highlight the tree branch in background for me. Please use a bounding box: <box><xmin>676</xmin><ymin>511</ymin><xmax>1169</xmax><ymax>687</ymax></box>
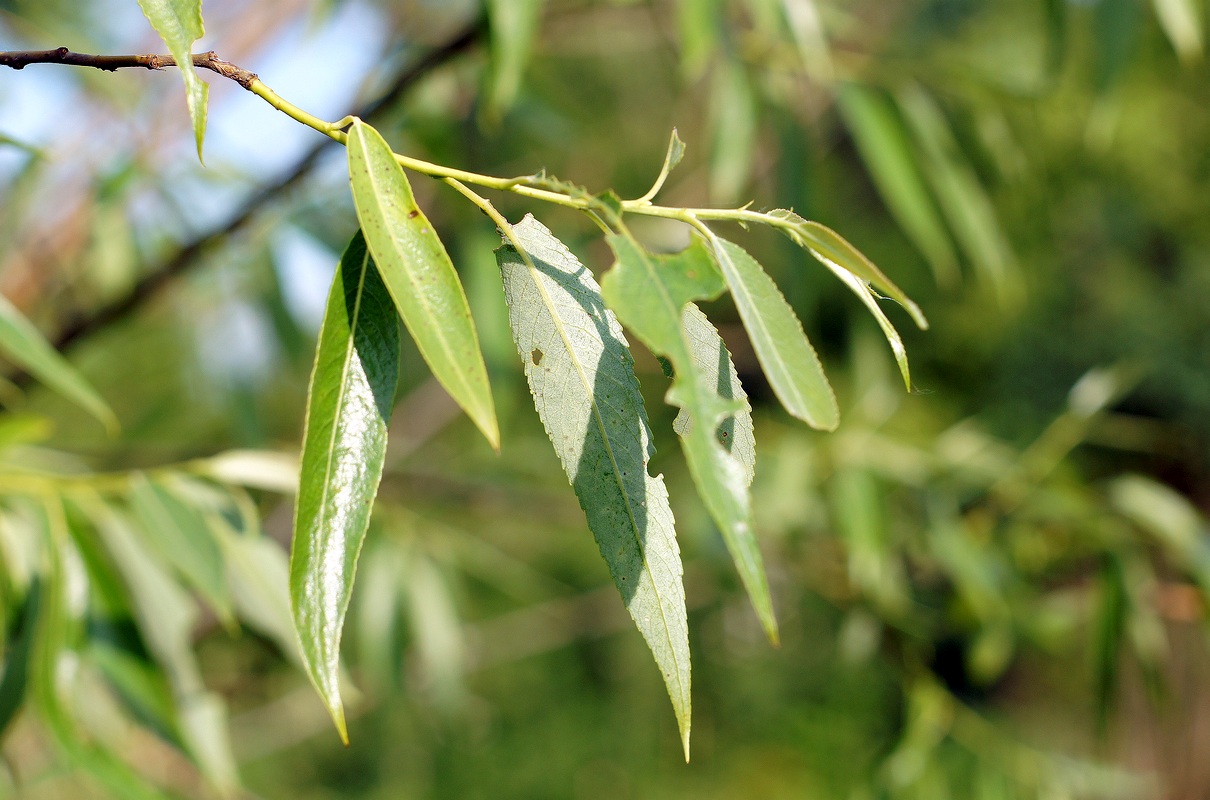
<box><xmin>1</xmin><ymin>16</ymin><xmax>484</xmax><ymax>385</ymax></box>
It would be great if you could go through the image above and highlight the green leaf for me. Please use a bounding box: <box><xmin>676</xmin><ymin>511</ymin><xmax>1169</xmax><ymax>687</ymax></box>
<box><xmin>0</xmin><ymin>293</ymin><xmax>117</xmax><ymax>433</ymax></box>
<box><xmin>601</xmin><ymin>234</ymin><xmax>778</xmax><ymax>645</ymax></box>
<box><xmin>1152</xmin><ymin>0</ymin><xmax>1203</xmax><ymax>64</ymax></box>
<box><xmin>836</xmin><ymin>84</ymin><xmax>958</xmax><ymax>287</ymax></box>
<box><xmin>128</xmin><ymin>473</ymin><xmax>232</xmax><ymax>624</ymax></box>
<box><xmin>770</xmin><ymin>209</ymin><xmax>928</xmax><ymax>330</ymax></box>
<box><xmin>484</xmin><ymin>0</ymin><xmax>546</xmax><ymax>120</ymax></box>
<box><xmin>31</xmin><ymin>500</ymin><xmax>167</xmax><ymax>800</ymax></box>
<box><xmin>708</xmin><ymin>60</ymin><xmax>758</xmax><ymax>204</ymax></box>
<box><xmin>137</xmin><ymin>0</ymin><xmax>208</xmax><ymax>160</ymax></box>
<box><xmin>708</xmin><ymin>236</ymin><xmax>837</xmax><ymax>430</ymax></box>
<box><xmin>82</xmin><ymin>497</ymin><xmax>239</xmax><ymax>795</ymax></box>
<box><xmin>290</xmin><ymin>231</ymin><xmax>400</xmax><ymax>744</ymax></box>
<box><xmin>496</xmin><ymin>215</ymin><xmax>692</xmax><ymax>757</ymax></box>
<box><xmin>676</xmin><ymin>0</ymin><xmax>724</xmax><ymax>78</ymax></box>
<box><xmin>769</xmin><ymin>210</ymin><xmax>922</xmax><ymax>389</ymax></box>
<box><xmin>0</xmin><ymin>579</ymin><xmax>39</xmax><ymax>739</ymax></box>
<box><xmin>895</xmin><ymin>85</ymin><xmax>1016</xmax><ymax>299</ymax></box>
<box><xmin>637</xmin><ymin>129</ymin><xmax>687</xmax><ymax>204</ymax></box>
<box><xmin>346</xmin><ymin>119</ymin><xmax>499</xmax><ymax>449</ymax></box>
<box><xmin>674</xmin><ymin>303</ymin><xmax>756</xmax><ymax>488</ymax></box>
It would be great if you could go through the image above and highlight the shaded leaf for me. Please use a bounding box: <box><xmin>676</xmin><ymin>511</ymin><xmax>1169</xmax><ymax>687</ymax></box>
<box><xmin>0</xmin><ymin>579</ymin><xmax>39</xmax><ymax>739</ymax></box>
<box><xmin>674</xmin><ymin>303</ymin><xmax>755</xmax><ymax>487</ymax></box>
<box><xmin>497</xmin><ymin>215</ymin><xmax>692</xmax><ymax>756</ymax></box>
<box><xmin>836</xmin><ymin>84</ymin><xmax>958</xmax><ymax>286</ymax></box>
<box><xmin>708</xmin><ymin>236</ymin><xmax>837</xmax><ymax>429</ymax></box>
<box><xmin>31</xmin><ymin>500</ymin><xmax>166</xmax><ymax>800</ymax></box>
<box><xmin>602</xmin><ymin>234</ymin><xmax>778</xmax><ymax>644</ymax></box>
<box><xmin>484</xmin><ymin>0</ymin><xmax>546</xmax><ymax>119</ymax></box>
<box><xmin>709</xmin><ymin>61</ymin><xmax>758</xmax><ymax>204</ymax></box>
<box><xmin>0</xmin><ymin>293</ymin><xmax>117</xmax><ymax>433</ymax></box>
<box><xmin>137</xmin><ymin>0</ymin><xmax>207</xmax><ymax>160</ymax></box>
<box><xmin>128</xmin><ymin>473</ymin><xmax>231</xmax><ymax>623</ymax></box>
<box><xmin>290</xmin><ymin>231</ymin><xmax>400</xmax><ymax>744</ymax></box>
<box><xmin>347</xmin><ymin>119</ymin><xmax>498</xmax><ymax>449</ymax></box>
<box><xmin>895</xmin><ymin>85</ymin><xmax>1016</xmax><ymax>299</ymax></box>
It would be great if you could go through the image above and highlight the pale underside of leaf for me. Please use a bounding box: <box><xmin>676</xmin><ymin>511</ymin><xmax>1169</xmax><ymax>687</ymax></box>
<box><xmin>673</xmin><ymin>303</ymin><xmax>756</xmax><ymax>488</ymax></box>
<box><xmin>709</xmin><ymin>236</ymin><xmax>838</xmax><ymax>430</ymax></box>
<box><xmin>770</xmin><ymin>209</ymin><xmax>928</xmax><ymax>330</ymax></box>
<box><xmin>601</xmin><ymin>234</ymin><xmax>778</xmax><ymax>645</ymax></box>
<box><xmin>0</xmin><ymin>293</ymin><xmax>117</xmax><ymax>433</ymax></box>
<box><xmin>346</xmin><ymin>119</ymin><xmax>498</xmax><ymax>450</ymax></box>
<box><xmin>137</xmin><ymin>0</ymin><xmax>208</xmax><ymax>159</ymax></box>
<box><xmin>290</xmin><ymin>232</ymin><xmax>400</xmax><ymax>744</ymax></box>
<box><xmin>496</xmin><ymin>214</ymin><xmax>691</xmax><ymax>759</ymax></box>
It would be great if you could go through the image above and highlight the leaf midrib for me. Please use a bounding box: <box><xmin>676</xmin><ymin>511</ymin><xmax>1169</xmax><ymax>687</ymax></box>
<box><xmin>353</xmin><ymin>127</ymin><xmax>480</xmax><ymax>413</ymax></box>
<box><xmin>516</xmin><ymin>238</ymin><xmax>688</xmax><ymax>703</ymax></box>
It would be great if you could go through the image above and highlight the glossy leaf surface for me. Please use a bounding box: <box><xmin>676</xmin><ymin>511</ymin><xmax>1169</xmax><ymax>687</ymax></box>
<box><xmin>290</xmin><ymin>231</ymin><xmax>400</xmax><ymax>743</ymax></box>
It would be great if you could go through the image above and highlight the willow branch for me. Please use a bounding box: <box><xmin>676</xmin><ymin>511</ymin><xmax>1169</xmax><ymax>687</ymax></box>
<box><xmin>0</xmin><ymin>18</ymin><xmax>483</xmax><ymax>380</ymax></box>
<box><xmin>0</xmin><ymin>47</ymin><xmax>258</xmax><ymax>88</ymax></box>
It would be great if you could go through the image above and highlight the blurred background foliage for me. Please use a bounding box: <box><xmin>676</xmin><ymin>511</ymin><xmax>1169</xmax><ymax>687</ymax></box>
<box><xmin>1</xmin><ymin>0</ymin><xmax>1209</xmax><ymax>797</ymax></box>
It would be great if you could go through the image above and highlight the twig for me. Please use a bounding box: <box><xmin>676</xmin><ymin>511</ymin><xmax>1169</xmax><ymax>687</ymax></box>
<box><xmin>0</xmin><ymin>47</ymin><xmax>259</xmax><ymax>88</ymax></box>
<box><xmin>1</xmin><ymin>18</ymin><xmax>483</xmax><ymax>382</ymax></box>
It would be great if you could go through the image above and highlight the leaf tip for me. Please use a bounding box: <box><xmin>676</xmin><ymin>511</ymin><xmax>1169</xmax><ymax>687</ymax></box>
<box><xmin>682</xmin><ymin>729</ymin><xmax>691</xmax><ymax>763</ymax></box>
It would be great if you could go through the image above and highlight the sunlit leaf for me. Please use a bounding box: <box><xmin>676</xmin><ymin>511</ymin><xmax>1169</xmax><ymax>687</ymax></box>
<box><xmin>497</xmin><ymin>215</ymin><xmax>692</xmax><ymax>757</ymax></box>
<box><xmin>674</xmin><ymin>303</ymin><xmax>755</xmax><ymax>487</ymax></box>
<box><xmin>708</xmin><ymin>236</ymin><xmax>837</xmax><ymax>429</ymax></box>
<box><xmin>780</xmin><ymin>0</ymin><xmax>833</xmax><ymax>81</ymax></box>
<box><xmin>290</xmin><ymin>230</ymin><xmax>400</xmax><ymax>744</ymax></box>
<box><xmin>0</xmin><ymin>293</ymin><xmax>117</xmax><ymax>433</ymax></box>
<box><xmin>769</xmin><ymin>209</ymin><xmax>927</xmax><ymax>329</ymax></box>
<box><xmin>836</xmin><ymin>84</ymin><xmax>958</xmax><ymax>286</ymax></box>
<box><xmin>602</xmin><ymin>234</ymin><xmax>778</xmax><ymax>645</ymax></box>
<box><xmin>347</xmin><ymin>119</ymin><xmax>498</xmax><ymax>449</ymax></box>
<box><xmin>137</xmin><ymin>0</ymin><xmax>208</xmax><ymax>160</ymax></box>
<box><xmin>1152</xmin><ymin>0</ymin><xmax>1203</xmax><ymax>64</ymax></box>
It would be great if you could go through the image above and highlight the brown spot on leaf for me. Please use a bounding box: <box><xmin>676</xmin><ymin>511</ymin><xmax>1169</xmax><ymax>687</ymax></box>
<box><xmin>531</xmin><ymin>349</ymin><xmax>544</xmax><ymax>366</ymax></box>
<box><xmin>407</xmin><ymin>210</ymin><xmax>419</xmax><ymax>218</ymax></box>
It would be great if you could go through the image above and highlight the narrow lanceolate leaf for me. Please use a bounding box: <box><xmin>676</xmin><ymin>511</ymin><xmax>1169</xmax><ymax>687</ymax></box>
<box><xmin>1152</xmin><ymin>0</ymin><xmax>1203</xmax><ymax>64</ymax></box>
<box><xmin>770</xmin><ymin>210</ymin><xmax>922</xmax><ymax>389</ymax></box>
<box><xmin>708</xmin><ymin>236</ymin><xmax>837</xmax><ymax>430</ymax></box>
<box><xmin>128</xmin><ymin>473</ymin><xmax>231</xmax><ymax>624</ymax></box>
<box><xmin>496</xmin><ymin>215</ymin><xmax>692</xmax><ymax>758</ymax></box>
<box><xmin>0</xmin><ymin>293</ymin><xmax>116</xmax><ymax>433</ymax></box>
<box><xmin>291</xmin><ymin>231</ymin><xmax>400</xmax><ymax>744</ymax></box>
<box><xmin>137</xmin><ymin>0</ymin><xmax>207</xmax><ymax>160</ymax></box>
<box><xmin>769</xmin><ymin>209</ymin><xmax>928</xmax><ymax>330</ymax></box>
<box><xmin>601</xmin><ymin>235</ymin><xmax>778</xmax><ymax>645</ymax></box>
<box><xmin>346</xmin><ymin>119</ymin><xmax>498</xmax><ymax>449</ymax></box>
<box><xmin>674</xmin><ymin>303</ymin><xmax>756</xmax><ymax>487</ymax></box>
<box><xmin>484</xmin><ymin>0</ymin><xmax>546</xmax><ymax>119</ymax></box>
<box><xmin>836</xmin><ymin>84</ymin><xmax>958</xmax><ymax>287</ymax></box>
